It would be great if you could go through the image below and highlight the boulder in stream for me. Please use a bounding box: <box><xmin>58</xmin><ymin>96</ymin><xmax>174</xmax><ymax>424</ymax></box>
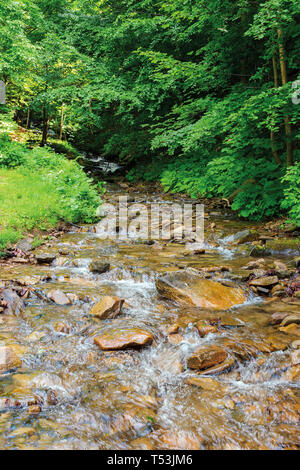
<box><xmin>156</xmin><ymin>272</ymin><xmax>245</xmax><ymax>309</ymax></box>
<box><xmin>47</xmin><ymin>289</ymin><xmax>72</xmax><ymax>305</ymax></box>
<box><xmin>186</xmin><ymin>345</ymin><xmax>227</xmax><ymax>370</ymax></box>
<box><xmin>0</xmin><ymin>346</ymin><xmax>22</xmax><ymax>373</ymax></box>
<box><xmin>94</xmin><ymin>327</ymin><xmax>153</xmax><ymax>350</ymax></box>
<box><xmin>89</xmin><ymin>261</ymin><xmax>110</xmax><ymax>274</ymax></box>
<box><xmin>90</xmin><ymin>296</ymin><xmax>124</xmax><ymax>320</ymax></box>
<box><xmin>1</xmin><ymin>288</ymin><xmax>24</xmax><ymax>316</ymax></box>
<box><xmin>36</xmin><ymin>253</ymin><xmax>56</xmax><ymax>264</ymax></box>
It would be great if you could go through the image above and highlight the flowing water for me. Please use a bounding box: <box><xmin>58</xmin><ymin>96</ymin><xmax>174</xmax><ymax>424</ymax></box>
<box><xmin>0</xmin><ymin>183</ymin><xmax>299</xmax><ymax>450</ymax></box>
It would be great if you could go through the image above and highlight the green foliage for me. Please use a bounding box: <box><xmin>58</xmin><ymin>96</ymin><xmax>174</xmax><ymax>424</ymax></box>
<box><xmin>1</xmin><ymin>0</ymin><xmax>300</xmax><ymax>223</ymax></box>
<box><xmin>281</xmin><ymin>163</ymin><xmax>300</xmax><ymax>224</ymax></box>
<box><xmin>0</xmin><ymin>124</ymin><xmax>101</xmax><ymax>250</ymax></box>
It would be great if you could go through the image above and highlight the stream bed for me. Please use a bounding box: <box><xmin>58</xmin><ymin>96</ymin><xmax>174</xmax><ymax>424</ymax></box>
<box><xmin>0</xmin><ymin>183</ymin><xmax>299</xmax><ymax>450</ymax></box>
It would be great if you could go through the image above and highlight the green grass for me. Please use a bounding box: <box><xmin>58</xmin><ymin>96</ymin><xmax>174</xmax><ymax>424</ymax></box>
<box><xmin>0</xmin><ymin>114</ymin><xmax>103</xmax><ymax>252</ymax></box>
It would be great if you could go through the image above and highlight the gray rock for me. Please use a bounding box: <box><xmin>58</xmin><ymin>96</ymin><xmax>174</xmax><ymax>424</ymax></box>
<box><xmin>16</xmin><ymin>239</ymin><xmax>33</xmax><ymax>252</ymax></box>
<box><xmin>36</xmin><ymin>253</ymin><xmax>56</xmax><ymax>264</ymax></box>
<box><xmin>1</xmin><ymin>289</ymin><xmax>24</xmax><ymax>315</ymax></box>
<box><xmin>89</xmin><ymin>261</ymin><xmax>110</xmax><ymax>274</ymax></box>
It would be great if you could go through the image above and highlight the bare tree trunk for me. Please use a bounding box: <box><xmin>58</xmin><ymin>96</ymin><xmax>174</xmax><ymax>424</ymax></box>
<box><xmin>270</xmin><ymin>53</ymin><xmax>281</xmax><ymax>165</ymax></box>
<box><xmin>26</xmin><ymin>108</ymin><xmax>30</xmax><ymax>129</ymax></box>
<box><xmin>59</xmin><ymin>104</ymin><xmax>64</xmax><ymax>140</ymax></box>
<box><xmin>277</xmin><ymin>28</ymin><xmax>293</xmax><ymax>166</ymax></box>
<box><xmin>41</xmin><ymin>107</ymin><xmax>49</xmax><ymax>147</ymax></box>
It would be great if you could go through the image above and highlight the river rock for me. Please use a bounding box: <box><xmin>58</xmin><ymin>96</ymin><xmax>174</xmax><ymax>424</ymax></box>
<box><xmin>90</xmin><ymin>296</ymin><xmax>124</xmax><ymax>319</ymax></box>
<box><xmin>196</xmin><ymin>320</ymin><xmax>217</xmax><ymax>337</ymax></box>
<box><xmin>156</xmin><ymin>272</ymin><xmax>245</xmax><ymax>309</ymax></box>
<box><xmin>249</xmin><ymin>276</ymin><xmax>278</xmax><ymax>287</ymax></box>
<box><xmin>280</xmin><ymin>314</ymin><xmax>300</xmax><ymax>327</ymax></box>
<box><xmin>0</xmin><ymin>346</ymin><xmax>22</xmax><ymax>373</ymax></box>
<box><xmin>155</xmin><ymin>430</ymin><xmax>203</xmax><ymax>450</ymax></box>
<box><xmin>1</xmin><ymin>288</ymin><xmax>24</xmax><ymax>315</ymax></box>
<box><xmin>16</xmin><ymin>239</ymin><xmax>33</xmax><ymax>252</ymax></box>
<box><xmin>185</xmin><ymin>377</ymin><xmax>225</xmax><ymax>391</ymax></box>
<box><xmin>94</xmin><ymin>328</ymin><xmax>153</xmax><ymax>350</ymax></box>
<box><xmin>36</xmin><ymin>253</ymin><xmax>56</xmax><ymax>264</ymax></box>
<box><xmin>291</xmin><ymin>350</ymin><xmax>300</xmax><ymax>366</ymax></box>
<box><xmin>224</xmin><ymin>229</ymin><xmax>259</xmax><ymax>245</ymax></box>
<box><xmin>186</xmin><ymin>346</ymin><xmax>227</xmax><ymax>370</ymax></box>
<box><xmin>89</xmin><ymin>261</ymin><xmax>110</xmax><ymax>274</ymax></box>
<box><xmin>47</xmin><ymin>290</ymin><xmax>72</xmax><ymax>305</ymax></box>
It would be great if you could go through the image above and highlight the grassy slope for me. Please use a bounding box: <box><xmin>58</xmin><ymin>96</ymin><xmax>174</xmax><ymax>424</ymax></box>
<box><xmin>0</xmin><ymin>113</ymin><xmax>102</xmax><ymax>252</ymax></box>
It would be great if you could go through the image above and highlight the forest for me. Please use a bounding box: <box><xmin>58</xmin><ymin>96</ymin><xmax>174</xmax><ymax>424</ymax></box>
<box><xmin>0</xmin><ymin>0</ymin><xmax>300</xmax><ymax>245</ymax></box>
<box><xmin>1</xmin><ymin>1</ymin><xmax>300</xmax><ymax>452</ymax></box>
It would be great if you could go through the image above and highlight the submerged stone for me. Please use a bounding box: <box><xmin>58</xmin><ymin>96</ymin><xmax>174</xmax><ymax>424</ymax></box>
<box><xmin>156</xmin><ymin>272</ymin><xmax>245</xmax><ymax>309</ymax></box>
<box><xmin>186</xmin><ymin>346</ymin><xmax>227</xmax><ymax>370</ymax></box>
<box><xmin>94</xmin><ymin>328</ymin><xmax>153</xmax><ymax>350</ymax></box>
<box><xmin>90</xmin><ymin>296</ymin><xmax>124</xmax><ymax>320</ymax></box>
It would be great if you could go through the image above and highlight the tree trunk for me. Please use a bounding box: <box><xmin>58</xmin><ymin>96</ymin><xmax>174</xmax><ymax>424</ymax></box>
<box><xmin>41</xmin><ymin>107</ymin><xmax>49</xmax><ymax>147</ymax></box>
<box><xmin>277</xmin><ymin>28</ymin><xmax>293</xmax><ymax>166</ymax></box>
<box><xmin>59</xmin><ymin>105</ymin><xmax>64</xmax><ymax>140</ymax></box>
<box><xmin>270</xmin><ymin>54</ymin><xmax>280</xmax><ymax>165</ymax></box>
<box><xmin>26</xmin><ymin>108</ymin><xmax>30</xmax><ymax>129</ymax></box>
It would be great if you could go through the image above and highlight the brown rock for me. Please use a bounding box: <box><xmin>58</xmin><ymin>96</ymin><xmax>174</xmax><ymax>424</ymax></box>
<box><xmin>280</xmin><ymin>314</ymin><xmax>300</xmax><ymax>327</ymax></box>
<box><xmin>156</xmin><ymin>272</ymin><xmax>245</xmax><ymax>309</ymax></box>
<box><xmin>54</xmin><ymin>322</ymin><xmax>69</xmax><ymax>334</ymax></box>
<box><xmin>249</xmin><ymin>276</ymin><xmax>279</xmax><ymax>287</ymax></box>
<box><xmin>196</xmin><ymin>320</ymin><xmax>217</xmax><ymax>337</ymax></box>
<box><xmin>47</xmin><ymin>290</ymin><xmax>71</xmax><ymax>305</ymax></box>
<box><xmin>28</xmin><ymin>405</ymin><xmax>41</xmax><ymax>415</ymax></box>
<box><xmin>187</xmin><ymin>346</ymin><xmax>227</xmax><ymax>370</ymax></box>
<box><xmin>185</xmin><ymin>376</ymin><xmax>225</xmax><ymax>391</ymax></box>
<box><xmin>0</xmin><ymin>346</ymin><xmax>22</xmax><ymax>373</ymax></box>
<box><xmin>156</xmin><ymin>430</ymin><xmax>203</xmax><ymax>450</ymax></box>
<box><xmin>94</xmin><ymin>328</ymin><xmax>153</xmax><ymax>350</ymax></box>
<box><xmin>291</xmin><ymin>350</ymin><xmax>300</xmax><ymax>366</ymax></box>
<box><xmin>167</xmin><ymin>334</ymin><xmax>184</xmax><ymax>345</ymax></box>
<box><xmin>90</xmin><ymin>296</ymin><xmax>124</xmax><ymax>320</ymax></box>
<box><xmin>199</xmin><ymin>356</ymin><xmax>235</xmax><ymax>375</ymax></box>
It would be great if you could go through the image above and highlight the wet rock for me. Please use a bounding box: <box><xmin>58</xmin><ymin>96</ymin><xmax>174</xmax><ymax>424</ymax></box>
<box><xmin>131</xmin><ymin>437</ymin><xmax>154</xmax><ymax>450</ymax></box>
<box><xmin>54</xmin><ymin>322</ymin><xmax>70</xmax><ymax>334</ymax></box>
<box><xmin>291</xmin><ymin>350</ymin><xmax>300</xmax><ymax>366</ymax></box>
<box><xmin>280</xmin><ymin>314</ymin><xmax>300</xmax><ymax>327</ymax></box>
<box><xmin>90</xmin><ymin>296</ymin><xmax>124</xmax><ymax>320</ymax></box>
<box><xmin>26</xmin><ymin>331</ymin><xmax>46</xmax><ymax>342</ymax></box>
<box><xmin>47</xmin><ymin>289</ymin><xmax>72</xmax><ymax>305</ymax></box>
<box><xmin>94</xmin><ymin>328</ymin><xmax>153</xmax><ymax>350</ymax></box>
<box><xmin>279</xmin><ymin>324</ymin><xmax>300</xmax><ymax>337</ymax></box>
<box><xmin>154</xmin><ymin>429</ymin><xmax>203</xmax><ymax>450</ymax></box>
<box><xmin>199</xmin><ymin>356</ymin><xmax>235</xmax><ymax>375</ymax></box>
<box><xmin>89</xmin><ymin>261</ymin><xmax>110</xmax><ymax>274</ymax></box>
<box><xmin>0</xmin><ymin>346</ymin><xmax>22</xmax><ymax>373</ymax></box>
<box><xmin>167</xmin><ymin>334</ymin><xmax>184</xmax><ymax>345</ymax></box>
<box><xmin>249</xmin><ymin>276</ymin><xmax>278</xmax><ymax>287</ymax></box>
<box><xmin>224</xmin><ymin>229</ymin><xmax>259</xmax><ymax>245</ymax></box>
<box><xmin>185</xmin><ymin>376</ymin><xmax>225</xmax><ymax>392</ymax></box>
<box><xmin>196</xmin><ymin>320</ymin><xmax>217</xmax><ymax>337</ymax></box>
<box><xmin>250</xmin><ymin>245</ymin><xmax>271</xmax><ymax>257</ymax></box>
<box><xmin>28</xmin><ymin>405</ymin><xmax>41</xmax><ymax>416</ymax></box>
<box><xmin>0</xmin><ymin>288</ymin><xmax>24</xmax><ymax>315</ymax></box>
<box><xmin>36</xmin><ymin>253</ymin><xmax>56</xmax><ymax>264</ymax></box>
<box><xmin>291</xmin><ymin>340</ymin><xmax>300</xmax><ymax>350</ymax></box>
<box><xmin>166</xmin><ymin>323</ymin><xmax>179</xmax><ymax>335</ymax></box>
<box><xmin>156</xmin><ymin>272</ymin><xmax>245</xmax><ymax>309</ymax></box>
<box><xmin>186</xmin><ymin>346</ymin><xmax>227</xmax><ymax>370</ymax></box>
